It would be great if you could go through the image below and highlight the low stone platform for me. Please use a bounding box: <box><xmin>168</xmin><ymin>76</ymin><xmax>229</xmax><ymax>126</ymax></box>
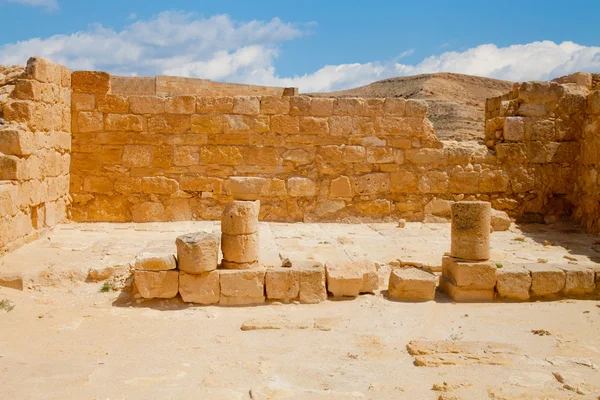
<box><xmin>1</xmin><ymin>221</ymin><xmax>600</xmax><ymax>303</ymax></box>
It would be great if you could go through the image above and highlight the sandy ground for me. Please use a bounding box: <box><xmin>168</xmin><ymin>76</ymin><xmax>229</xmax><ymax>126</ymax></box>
<box><xmin>1</xmin><ymin>221</ymin><xmax>600</xmax><ymax>399</ymax></box>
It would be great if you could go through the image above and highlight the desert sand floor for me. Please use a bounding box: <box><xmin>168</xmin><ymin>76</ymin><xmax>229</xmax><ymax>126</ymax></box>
<box><xmin>1</xmin><ymin>221</ymin><xmax>600</xmax><ymax>399</ymax></box>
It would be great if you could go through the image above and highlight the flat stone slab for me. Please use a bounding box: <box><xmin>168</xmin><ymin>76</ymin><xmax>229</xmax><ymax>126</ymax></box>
<box><xmin>388</xmin><ymin>267</ymin><xmax>437</xmax><ymax>301</ymax></box>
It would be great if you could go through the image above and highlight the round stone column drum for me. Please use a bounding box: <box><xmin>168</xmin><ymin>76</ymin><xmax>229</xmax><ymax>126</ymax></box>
<box><xmin>450</xmin><ymin>201</ymin><xmax>491</xmax><ymax>261</ymax></box>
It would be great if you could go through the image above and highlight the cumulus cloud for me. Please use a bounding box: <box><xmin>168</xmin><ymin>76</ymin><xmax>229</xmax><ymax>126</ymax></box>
<box><xmin>5</xmin><ymin>0</ymin><xmax>58</xmax><ymax>11</ymax></box>
<box><xmin>0</xmin><ymin>11</ymin><xmax>598</xmax><ymax>93</ymax></box>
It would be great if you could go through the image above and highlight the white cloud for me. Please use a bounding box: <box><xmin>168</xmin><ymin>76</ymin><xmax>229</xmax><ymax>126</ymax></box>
<box><xmin>5</xmin><ymin>0</ymin><xmax>58</xmax><ymax>11</ymax></box>
<box><xmin>0</xmin><ymin>11</ymin><xmax>598</xmax><ymax>93</ymax></box>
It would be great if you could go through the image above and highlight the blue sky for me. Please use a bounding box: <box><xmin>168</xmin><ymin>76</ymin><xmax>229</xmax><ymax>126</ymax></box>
<box><xmin>1</xmin><ymin>0</ymin><xmax>599</xmax><ymax>92</ymax></box>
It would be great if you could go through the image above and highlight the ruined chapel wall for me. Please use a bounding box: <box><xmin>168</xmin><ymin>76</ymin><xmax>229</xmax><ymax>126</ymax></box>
<box><xmin>484</xmin><ymin>81</ymin><xmax>587</xmax><ymax>222</ymax></box>
<box><xmin>573</xmin><ymin>90</ymin><xmax>600</xmax><ymax>233</ymax></box>
<box><xmin>0</xmin><ymin>58</ymin><xmax>71</xmax><ymax>254</ymax></box>
<box><xmin>69</xmin><ymin>70</ymin><xmax>541</xmax><ymax>223</ymax></box>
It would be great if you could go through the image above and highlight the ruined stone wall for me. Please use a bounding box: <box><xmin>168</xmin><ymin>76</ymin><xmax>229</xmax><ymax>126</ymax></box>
<box><xmin>110</xmin><ymin>75</ymin><xmax>296</xmax><ymax>97</ymax></box>
<box><xmin>484</xmin><ymin>80</ymin><xmax>586</xmax><ymax>222</ymax></box>
<box><xmin>573</xmin><ymin>90</ymin><xmax>600</xmax><ymax>233</ymax></box>
<box><xmin>0</xmin><ymin>58</ymin><xmax>71</xmax><ymax>254</ymax></box>
<box><xmin>69</xmin><ymin>70</ymin><xmax>543</xmax><ymax>223</ymax></box>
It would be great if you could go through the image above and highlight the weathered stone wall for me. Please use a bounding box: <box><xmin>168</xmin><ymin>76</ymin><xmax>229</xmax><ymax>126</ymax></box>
<box><xmin>484</xmin><ymin>80</ymin><xmax>587</xmax><ymax>222</ymax></box>
<box><xmin>110</xmin><ymin>75</ymin><xmax>297</xmax><ymax>97</ymax></box>
<box><xmin>573</xmin><ymin>89</ymin><xmax>600</xmax><ymax>233</ymax></box>
<box><xmin>69</xmin><ymin>69</ymin><xmax>549</xmax><ymax>223</ymax></box>
<box><xmin>0</xmin><ymin>58</ymin><xmax>71</xmax><ymax>254</ymax></box>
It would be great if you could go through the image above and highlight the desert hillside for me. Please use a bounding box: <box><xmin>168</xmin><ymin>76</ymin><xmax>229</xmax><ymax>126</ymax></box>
<box><xmin>312</xmin><ymin>73</ymin><xmax>514</xmax><ymax>142</ymax></box>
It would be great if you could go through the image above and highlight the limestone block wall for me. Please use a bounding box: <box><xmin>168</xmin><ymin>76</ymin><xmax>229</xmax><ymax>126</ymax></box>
<box><xmin>110</xmin><ymin>75</ymin><xmax>296</xmax><ymax>97</ymax></box>
<box><xmin>574</xmin><ymin>90</ymin><xmax>600</xmax><ymax>233</ymax></box>
<box><xmin>484</xmin><ymin>80</ymin><xmax>587</xmax><ymax>222</ymax></box>
<box><xmin>0</xmin><ymin>57</ymin><xmax>71</xmax><ymax>254</ymax></box>
<box><xmin>69</xmin><ymin>69</ymin><xmax>545</xmax><ymax>223</ymax></box>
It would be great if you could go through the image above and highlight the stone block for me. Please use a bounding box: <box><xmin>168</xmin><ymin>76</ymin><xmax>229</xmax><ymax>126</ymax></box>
<box><xmin>0</xmin><ymin>128</ymin><xmax>36</xmax><ymax>156</ymax></box>
<box><xmin>71</xmin><ymin>71</ymin><xmax>110</xmax><ymax>94</ymax></box>
<box><xmin>165</xmin><ymin>96</ymin><xmax>196</xmax><ymax>114</ymax></box>
<box><xmin>105</xmin><ymin>114</ymin><xmax>145</xmax><ymax>132</ymax></box>
<box><xmin>260</xmin><ymin>96</ymin><xmax>290</xmax><ymax>114</ymax></box>
<box><xmin>141</xmin><ymin>176</ymin><xmax>178</xmax><ymax>194</ymax></box>
<box><xmin>442</xmin><ymin>256</ymin><xmax>497</xmax><ymax>289</ymax></box>
<box><xmin>526</xmin><ymin>264</ymin><xmax>566</xmax><ymax>297</ymax></box>
<box><xmin>405</xmin><ymin>99</ymin><xmax>428</xmax><ymax>117</ymax></box>
<box><xmin>221</xmin><ymin>260</ymin><xmax>259</xmax><ymax>270</ymax></box>
<box><xmin>298</xmin><ymin>262</ymin><xmax>327</xmax><ymax>304</ymax></box>
<box><xmin>176</xmin><ymin>232</ymin><xmax>220</xmax><ymax>274</ymax></box>
<box><xmin>438</xmin><ymin>276</ymin><xmax>495</xmax><ymax>302</ymax></box>
<box><xmin>77</xmin><ymin>111</ymin><xmax>104</xmax><ymax>133</ymax></box>
<box><xmin>200</xmin><ymin>145</ymin><xmax>242</xmax><ymax>165</ymax></box>
<box><xmin>310</xmin><ymin>98</ymin><xmax>334</xmax><ymax>116</ymax></box>
<box><xmin>179</xmin><ymin>271</ymin><xmax>220</xmax><ymax>305</ymax></box>
<box><xmin>325</xmin><ymin>261</ymin><xmax>378</xmax><ymax>297</ymax></box>
<box><xmin>133</xmin><ymin>252</ymin><xmax>177</xmax><ymax>271</ymax></box>
<box><xmin>221</xmin><ymin>232</ymin><xmax>259</xmax><ymax>264</ymax></box>
<box><xmin>326</xmin><ymin>263</ymin><xmax>362</xmax><ymax>297</ymax></box>
<box><xmin>559</xmin><ymin>265</ymin><xmax>596</xmax><ymax>296</ymax></box>
<box><xmin>190</xmin><ymin>115</ymin><xmax>223</xmax><ymax>134</ymax></box>
<box><xmin>491</xmin><ymin>209</ymin><xmax>511</xmax><ymax>231</ymax></box>
<box><xmin>196</xmin><ymin>96</ymin><xmax>234</xmax><ymax>114</ymax></box>
<box><xmin>503</xmin><ymin>117</ymin><xmax>525</xmax><ymax>141</ymax></box>
<box><xmin>300</xmin><ymin>116</ymin><xmax>329</xmax><ymax>134</ymax></box>
<box><xmin>450</xmin><ymin>201</ymin><xmax>491</xmax><ymax>261</ymax></box>
<box><xmin>233</xmin><ymin>96</ymin><xmax>260</xmax><ymax>115</ymax></box>
<box><xmin>265</xmin><ymin>268</ymin><xmax>300</xmax><ymax>302</ymax></box>
<box><xmin>495</xmin><ymin>264</ymin><xmax>531</xmax><ymax>300</ymax></box>
<box><xmin>329</xmin><ymin>176</ymin><xmax>352</xmax><ymax>198</ymax></box>
<box><xmin>390</xmin><ymin>170</ymin><xmax>418</xmax><ymax>193</ymax></box>
<box><xmin>226</xmin><ymin>176</ymin><xmax>268</xmax><ymax>200</ymax></box>
<box><xmin>129</xmin><ymin>96</ymin><xmax>166</xmax><ymax>114</ymax></box>
<box><xmin>270</xmin><ymin>115</ymin><xmax>299</xmax><ymax>134</ymax></box>
<box><xmin>96</xmin><ymin>94</ymin><xmax>129</xmax><ymax>113</ymax></box>
<box><xmin>383</xmin><ymin>98</ymin><xmax>406</xmax><ymax>116</ymax></box>
<box><xmin>287</xmin><ymin>177</ymin><xmax>317</xmax><ymax>197</ymax></box>
<box><xmin>134</xmin><ymin>270</ymin><xmax>179</xmax><ymax>299</ymax></box>
<box><xmin>352</xmin><ymin>173</ymin><xmax>390</xmax><ymax>195</ymax></box>
<box><xmin>221</xmin><ymin>200</ymin><xmax>260</xmax><ymax>235</ymax></box>
<box><xmin>388</xmin><ymin>268</ymin><xmax>437</xmax><ymax>301</ymax></box>
<box><xmin>219</xmin><ymin>269</ymin><xmax>265</xmax><ymax>305</ymax></box>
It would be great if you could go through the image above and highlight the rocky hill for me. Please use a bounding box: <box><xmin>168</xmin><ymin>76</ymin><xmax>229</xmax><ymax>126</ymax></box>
<box><xmin>312</xmin><ymin>73</ymin><xmax>514</xmax><ymax>142</ymax></box>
